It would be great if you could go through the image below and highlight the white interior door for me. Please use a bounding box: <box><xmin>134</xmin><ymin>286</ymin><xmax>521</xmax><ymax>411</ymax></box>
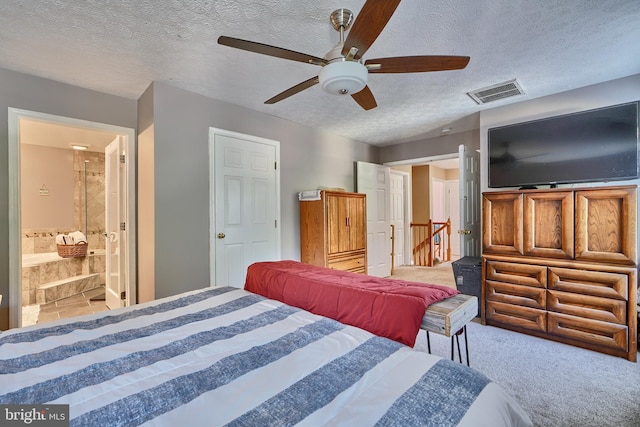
<box><xmin>390</xmin><ymin>171</ymin><xmax>405</xmax><ymax>268</ymax></box>
<box><xmin>459</xmin><ymin>144</ymin><xmax>481</xmax><ymax>257</ymax></box>
<box><xmin>105</xmin><ymin>137</ymin><xmax>125</xmax><ymax>309</ymax></box>
<box><xmin>211</xmin><ymin>129</ymin><xmax>280</xmax><ymax>288</ymax></box>
<box><xmin>431</xmin><ymin>179</ymin><xmax>446</xmax><ymax>221</ymax></box>
<box><xmin>356</xmin><ymin>161</ymin><xmax>391</xmax><ymax>277</ymax></box>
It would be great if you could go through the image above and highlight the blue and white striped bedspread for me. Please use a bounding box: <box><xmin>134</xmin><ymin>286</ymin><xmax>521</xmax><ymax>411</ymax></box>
<box><xmin>0</xmin><ymin>287</ymin><xmax>532</xmax><ymax>426</ymax></box>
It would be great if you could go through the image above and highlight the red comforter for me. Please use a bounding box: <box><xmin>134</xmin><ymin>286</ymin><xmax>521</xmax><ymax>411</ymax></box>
<box><xmin>244</xmin><ymin>260</ymin><xmax>458</xmax><ymax>347</ymax></box>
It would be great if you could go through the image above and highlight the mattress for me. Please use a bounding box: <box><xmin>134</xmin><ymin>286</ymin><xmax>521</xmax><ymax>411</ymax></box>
<box><xmin>0</xmin><ymin>287</ymin><xmax>532</xmax><ymax>426</ymax></box>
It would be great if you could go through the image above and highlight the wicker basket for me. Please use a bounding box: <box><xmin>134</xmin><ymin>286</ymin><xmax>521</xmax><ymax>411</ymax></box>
<box><xmin>57</xmin><ymin>242</ymin><xmax>88</xmax><ymax>258</ymax></box>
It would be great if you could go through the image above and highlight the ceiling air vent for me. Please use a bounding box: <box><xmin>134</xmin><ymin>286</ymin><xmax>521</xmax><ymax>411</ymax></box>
<box><xmin>467</xmin><ymin>79</ymin><xmax>524</xmax><ymax>105</ymax></box>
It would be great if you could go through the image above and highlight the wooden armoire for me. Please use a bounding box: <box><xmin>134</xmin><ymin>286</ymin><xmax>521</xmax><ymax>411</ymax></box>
<box><xmin>299</xmin><ymin>190</ymin><xmax>367</xmax><ymax>274</ymax></box>
<box><xmin>482</xmin><ymin>185</ymin><xmax>638</xmax><ymax>361</ymax></box>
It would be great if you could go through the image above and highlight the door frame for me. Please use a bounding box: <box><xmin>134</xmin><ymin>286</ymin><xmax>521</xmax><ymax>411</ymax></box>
<box><xmin>8</xmin><ymin>108</ymin><xmax>137</xmax><ymax>328</ymax></box>
<box><xmin>384</xmin><ymin>152</ymin><xmax>462</xmax><ymax>263</ymax></box>
<box><xmin>208</xmin><ymin>127</ymin><xmax>281</xmax><ymax>287</ymax></box>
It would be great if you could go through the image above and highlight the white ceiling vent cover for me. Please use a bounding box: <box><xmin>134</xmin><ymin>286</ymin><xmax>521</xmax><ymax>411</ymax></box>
<box><xmin>467</xmin><ymin>79</ymin><xmax>524</xmax><ymax>104</ymax></box>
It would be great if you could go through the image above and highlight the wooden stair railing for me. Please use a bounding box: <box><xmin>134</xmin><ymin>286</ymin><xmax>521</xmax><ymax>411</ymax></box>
<box><xmin>410</xmin><ymin>219</ymin><xmax>451</xmax><ymax>267</ymax></box>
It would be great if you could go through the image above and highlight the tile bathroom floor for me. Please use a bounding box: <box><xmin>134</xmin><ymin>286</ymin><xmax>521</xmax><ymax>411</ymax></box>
<box><xmin>37</xmin><ymin>286</ymin><xmax>109</xmax><ymax>324</ymax></box>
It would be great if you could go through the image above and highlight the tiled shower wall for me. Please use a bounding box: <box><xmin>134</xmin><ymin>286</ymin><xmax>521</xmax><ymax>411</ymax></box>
<box><xmin>23</xmin><ymin>151</ymin><xmax>105</xmax><ymax>253</ymax></box>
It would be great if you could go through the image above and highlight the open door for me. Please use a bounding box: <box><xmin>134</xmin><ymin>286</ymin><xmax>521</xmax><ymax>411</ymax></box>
<box><xmin>105</xmin><ymin>137</ymin><xmax>126</xmax><ymax>309</ymax></box>
<box><xmin>458</xmin><ymin>144</ymin><xmax>481</xmax><ymax>256</ymax></box>
<box><xmin>356</xmin><ymin>161</ymin><xmax>391</xmax><ymax>277</ymax></box>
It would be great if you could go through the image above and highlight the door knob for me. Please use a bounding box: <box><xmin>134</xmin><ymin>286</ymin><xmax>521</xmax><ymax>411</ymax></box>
<box><xmin>458</xmin><ymin>229</ymin><xmax>471</xmax><ymax>235</ymax></box>
<box><xmin>217</xmin><ymin>233</ymin><xmax>226</xmax><ymax>239</ymax></box>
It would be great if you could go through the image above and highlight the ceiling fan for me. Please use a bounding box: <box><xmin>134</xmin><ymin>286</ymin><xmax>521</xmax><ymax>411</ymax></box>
<box><xmin>218</xmin><ymin>0</ymin><xmax>470</xmax><ymax>110</ymax></box>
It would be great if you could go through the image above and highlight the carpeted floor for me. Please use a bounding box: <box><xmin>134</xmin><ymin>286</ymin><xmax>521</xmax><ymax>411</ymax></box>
<box><xmin>416</xmin><ymin>321</ymin><xmax>640</xmax><ymax>427</ymax></box>
<box><xmin>390</xmin><ymin>261</ymin><xmax>457</xmax><ymax>289</ymax></box>
<box><xmin>392</xmin><ymin>264</ymin><xmax>640</xmax><ymax>427</ymax></box>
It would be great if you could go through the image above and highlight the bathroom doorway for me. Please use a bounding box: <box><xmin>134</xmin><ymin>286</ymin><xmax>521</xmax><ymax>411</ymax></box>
<box><xmin>8</xmin><ymin>108</ymin><xmax>136</xmax><ymax>328</ymax></box>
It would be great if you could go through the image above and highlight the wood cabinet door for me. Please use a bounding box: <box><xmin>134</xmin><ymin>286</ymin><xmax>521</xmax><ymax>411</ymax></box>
<box><xmin>482</xmin><ymin>193</ymin><xmax>523</xmax><ymax>255</ymax></box>
<box><xmin>347</xmin><ymin>195</ymin><xmax>367</xmax><ymax>251</ymax></box>
<box><xmin>326</xmin><ymin>193</ymin><xmax>348</xmax><ymax>255</ymax></box>
<box><xmin>327</xmin><ymin>193</ymin><xmax>367</xmax><ymax>255</ymax></box>
<box><xmin>523</xmin><ymin>191</ymin><xmax>574</xmax><ymax>259</ymax></box>
<box><xmin>575</xmin><ymin>187</ymin><xmax>637</xmax><ymax>265</ymax></box>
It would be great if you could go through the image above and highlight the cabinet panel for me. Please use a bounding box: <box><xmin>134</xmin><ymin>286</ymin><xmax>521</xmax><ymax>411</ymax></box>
<box><xmin>482</xmin><ymin>193</ymin><xmax>523</xmax><ymax>255</ymax></box>
<box><xmin>299</xmin><ymin>198</ymin><xmax>327</xmax><ymax>267</ymax></box>
<box><xmin>486</xmin><ymin>300</ymin><xmax>547</xmax><ymax>333</ymax></box>
<box><xmin>548</xmin><ymin>312</ymin><xmax>628</xmax><ymax>352</ymax></box>
<box><xmin>348</xmin><ymin>196</ymin><xmax>367</xmax><ymax>251</ymax></box>
<box><xmin>523</xmin><ymin>191</ymin><xmax>574</xmax><ymax>259</ymax></box>
<box><xmin>485</xmin><ymin>260</ymin><xmax>547</xmax><ymax>288</ymax></box>
<box><xmin>486</xmin><ymin>280</ymin><xmax>546</xmax><ymax>309</ymax></box>
<box><xmin>548</xmin><ymin>267</ymin><xmax>628</xmax><ymax>300</ymax></box>
<box><xmin>547</xmin><ymin>290</ymin><xmax>627</xmax><ymax>324</ymax></box>
<box><xmin>575</xmin><ymin>187</ymin><xmax>637</xmax><ymax>265</ymax></box>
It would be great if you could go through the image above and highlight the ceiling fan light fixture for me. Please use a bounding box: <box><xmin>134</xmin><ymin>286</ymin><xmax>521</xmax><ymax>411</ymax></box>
<box><xmin>318</xmin><ymin>61</ymin><xmax>367</xmax><ymax>96</ymax></box>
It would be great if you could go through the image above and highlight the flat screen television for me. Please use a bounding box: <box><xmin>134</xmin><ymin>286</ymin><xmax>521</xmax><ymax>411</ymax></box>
<box><xmin>488</xmin><ymin>101</ymin><xmax>639</xmax><ymax>188</ymax></box>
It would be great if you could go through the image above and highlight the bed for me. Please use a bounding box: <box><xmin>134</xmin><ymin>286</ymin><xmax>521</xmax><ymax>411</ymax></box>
<box><xmin>1</xmin><ymin>270</ymin><xmax>532</xmax><ymax>426</ymax></box>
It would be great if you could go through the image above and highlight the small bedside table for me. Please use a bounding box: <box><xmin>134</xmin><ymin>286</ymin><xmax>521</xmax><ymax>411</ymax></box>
<box><xmin>421</xmin><ymin>294</ymin><xmax>478</xmax><ymax>366</ymax></box>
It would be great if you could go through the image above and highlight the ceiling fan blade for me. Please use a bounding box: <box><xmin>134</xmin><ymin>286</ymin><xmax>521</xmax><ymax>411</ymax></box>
<box><xmin>351</xmin><ymin>86</ymin><xmax>377</xmax><ymax>110</ymax></box>
<box><xmin>342</xmin><ymin>0</ymin><xmax>401</xmax><ymax>60</ymax></box>
<box><xmin>218</xmin><ymin>36</ymin><xmax>327</xmax><ymax>66</ymax></box>
<box><xmin>265</xmin><ymin>76</ymin><xmax>320</xmax><ymax>104</ymax></box>
<box><xmin>366</xmin><ymin>55</ymin><xmax>470</xmax><ymax>73</ymax></box>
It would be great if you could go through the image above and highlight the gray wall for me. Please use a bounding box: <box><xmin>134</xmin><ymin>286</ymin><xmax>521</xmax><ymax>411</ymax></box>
<box><xmin>139</xmin><ymin>82</ymin><xmax>378</xmax><ymax>299</ymax></box>
<box><xmin>0</xmin><ymin>67</ymin><xmax>138</xmax><ymax>329</ymax></box>
<box><xmin>479</xmin><ymin>73</ymin><xmax>640</xmax><ymax>192</ymax></box>
<box><xmin>379</xmin><ymin>129</ymin><xmax>480</xmax><ymax>164</ymax></box>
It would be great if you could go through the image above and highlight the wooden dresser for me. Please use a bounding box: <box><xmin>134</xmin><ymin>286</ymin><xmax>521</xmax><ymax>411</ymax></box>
<box><xmin>481</xmin><ymin>185</ymin><xmax>638</xmax><ymax>361</ymax></box>
<box><xmin>300</xmin><ymin>190</ymin><xmax>367</xmax><ymax>274</ymax></box>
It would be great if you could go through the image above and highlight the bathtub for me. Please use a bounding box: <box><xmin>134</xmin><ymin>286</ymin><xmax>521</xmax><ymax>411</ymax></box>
<box><xmin>22</xmin><ymin>249</ymin><xmax>106</xmax><ymax>267</ymax></box>
<box><xmin>22</xmin><ymin>252</ymin><xmax>63</xmax><ymax>267</ymax></box>
<box><xmin>21</xmin><ymin>250</ymin><xmax>106</xmax><ymax>305</ymax></box>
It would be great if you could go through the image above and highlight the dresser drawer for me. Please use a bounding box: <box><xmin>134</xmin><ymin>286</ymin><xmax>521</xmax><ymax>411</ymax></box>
<box><xmin>485</xmin><ymin>261</ymin><xmax>547</xmax><ymax>288</ymax></box>
<box><xmin>486</xmin><ymin>280</ymin><xmax>546</xmax><ymax>309</ymax></box>
<box><xmin>548</xmin><ymin>312</ymin><xmax>628</xmax><ymax>352</ymax></box>
<box><xmin>327</xmin><ymin>252</ymin><xmax>366</xmax><ymax>273</ymax></box>
<box><xmin>548</xmin><ymin>267</ymin><xmax>628</xmax><ymax>300</ymax></box>
<box><xmin>486</xmin><ymin>300</ymin><xmax>547</xmax><ymax>333</ymax></box>
<box><xmin>547</xmin><ymin>290</ymin><xmax>627</xmax><ymax>324</ymax></box>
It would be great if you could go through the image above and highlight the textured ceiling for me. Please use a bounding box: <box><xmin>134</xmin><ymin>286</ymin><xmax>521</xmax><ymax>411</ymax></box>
<box><xmin>1</xmin><ymin>1</ymin><xmax>639</xmax><ymax>146</ymax></box>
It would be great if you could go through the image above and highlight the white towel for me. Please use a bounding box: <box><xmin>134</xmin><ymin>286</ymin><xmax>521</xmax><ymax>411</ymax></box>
<box><xmin>55</xmin><ymin>234</ymin><xmax>66</xmax><ymax>245</ymax></box>
<box><xmin>69</xmin><ymin>231</ymin><xmax>87</xmax><ymax>244</ymax></box>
